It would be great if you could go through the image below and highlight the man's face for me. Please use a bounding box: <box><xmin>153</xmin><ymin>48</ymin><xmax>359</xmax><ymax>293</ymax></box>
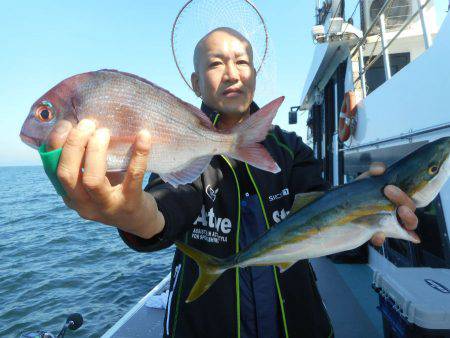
<box><xmin>191</xmin><ymin>30</ymin><xmax>256</xmax><ymax>115</ymax></box>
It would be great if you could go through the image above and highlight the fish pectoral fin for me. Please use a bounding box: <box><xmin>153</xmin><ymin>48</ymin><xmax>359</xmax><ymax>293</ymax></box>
<box><xmin>160</xmin><ymin>156</ymin><xmax>212</xmax><ymax>187</ymax></box>
<box><xmin>290</xmin><ymin>191</ymin><xmax>325</xmax><ymax>214</ymax></box>
<box><xmin>277</xmin><ymin>262</ymin><xmax>295</xmax><ymax>273</ymax></box>
<box><xmin>352</xmin><ymin>213</ymin><xmax>421</xmax><ymax>244</ymax></box>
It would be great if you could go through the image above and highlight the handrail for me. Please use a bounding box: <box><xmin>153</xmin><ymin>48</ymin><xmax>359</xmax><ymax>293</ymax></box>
<box><xmin>353</xmin><ymin>0</ymin><xmax>433</xmax><ymax>85</ymax></box>
<box><xmin>350</xmin><ymin>0</ymin><xmax>397</xmax><ymax>58</ymax></box>
<box><xmin>102</xmin><ymin>273</ymin><xmax>171</xmax><ymax>337</ymax></box>
<box><xmin>341</xmin><ymin>122</ymin><xmax>450</xmax><ymax>152</ymax></box>
<box><xmin>318</xmin><ymin>0</ymin><xmax>433</xmax><ymax>99</ymax></box>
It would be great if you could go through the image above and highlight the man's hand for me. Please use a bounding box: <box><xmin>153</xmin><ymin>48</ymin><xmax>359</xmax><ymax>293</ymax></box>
<box><xmin>45</xmin><ymin>119</ymin><xmax>165</xmax><ymax>239</ymax></box>
<box><xmin>356</xmin><ymin>162</ymin><xmax>419</xmax><ymax>247</ymax></box>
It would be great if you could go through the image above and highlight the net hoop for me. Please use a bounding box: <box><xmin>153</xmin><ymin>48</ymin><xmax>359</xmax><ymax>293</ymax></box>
<box><xmin>171</xmin><ymin>0</ymin><xmax>269</xmax><ymax>92</ymax></box>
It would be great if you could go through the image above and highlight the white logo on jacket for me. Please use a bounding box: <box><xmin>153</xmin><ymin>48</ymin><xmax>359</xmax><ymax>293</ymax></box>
<box><xmin>273</xmin><ymin>208</ymin><xmax>290</xmax><ymax>223</ymax></box>
<box><xmin>192</xmin><ymin>205</ymin><xmax>231</xmax><ymax>244</ymax></box>
<box><xmin>206</xmin><ymin>185</ymin><xmax>218</xmax><ymax>202</ymax></box>
<box><xmin>269</xmin><ymin>187</ymin><xmax>289</xmax><ymax>202</ymax></box>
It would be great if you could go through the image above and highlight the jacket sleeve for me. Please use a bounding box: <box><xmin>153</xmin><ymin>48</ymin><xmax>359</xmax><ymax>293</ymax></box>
<box><xmin>287</xmin><ymin>132</ymin><xmax>331</xmax><ymax>194</ymax></box>
<box><xmin>118</xmin><ymin>173</ymin><xmax>203</xmax><ymax>252</ymax></box>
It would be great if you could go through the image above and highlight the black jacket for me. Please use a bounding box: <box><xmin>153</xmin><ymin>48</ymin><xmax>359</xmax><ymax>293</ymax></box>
<box><xmin>119</xmin><ymin>102</ymin><xmax>334</xmax><ymax>338</ymax></box>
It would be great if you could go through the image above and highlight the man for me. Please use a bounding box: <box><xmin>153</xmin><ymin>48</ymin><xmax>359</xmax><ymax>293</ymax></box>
<box><xmin>45</xmin><ymin>27</ymin><xmax>418</xmax><ymax>337</ymax></box>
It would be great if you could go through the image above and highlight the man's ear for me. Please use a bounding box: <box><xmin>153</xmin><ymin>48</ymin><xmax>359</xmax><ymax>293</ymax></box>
<box><xmin>191</xmin><ymin>72</ymin><xmax>202</xmax><ymax>98</ymax></box>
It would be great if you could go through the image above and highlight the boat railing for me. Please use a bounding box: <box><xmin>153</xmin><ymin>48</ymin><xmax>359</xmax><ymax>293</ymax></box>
<box><xmin>353</xmin><ymin>0</ymin><xmax>433</xmax><ymax>98</ymax></box>
<box><xmin>101</xmin><ymin>273</ymin><xmax>171</xmax><ymax>338</ymax></box>
<box><xmin>319</xmin><ymin>0</ymin><xmax>434</xmax><ymax>99</ymax></box>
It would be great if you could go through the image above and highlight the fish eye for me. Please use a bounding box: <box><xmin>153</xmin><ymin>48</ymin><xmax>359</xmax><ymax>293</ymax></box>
<box><xmin>35</xmin><ymin>103</ymin><xmax>54</xmax><ymax>122</ymax></box>
<box><xmin>428</xmin><ymin>165</ymin><xmax>439</xmax><ymax>176</ymax></box>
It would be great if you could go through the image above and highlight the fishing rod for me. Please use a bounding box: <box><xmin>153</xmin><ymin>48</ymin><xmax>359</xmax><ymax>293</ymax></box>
<box><xmin>19</xmin><ymin>313</ymin><xmax>83</xmax><ymax>338</ymax></box>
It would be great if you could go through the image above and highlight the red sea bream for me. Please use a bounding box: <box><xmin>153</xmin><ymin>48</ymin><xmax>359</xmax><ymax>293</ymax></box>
<box><xmin>20</xmin><ymin>70</ymin><xmax>283</xmax><ymax>186</ymax></box>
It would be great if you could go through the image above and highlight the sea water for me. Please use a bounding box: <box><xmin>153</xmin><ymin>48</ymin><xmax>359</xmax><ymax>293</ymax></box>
<box><xmin>0</xmin><ymin>166</ymin><xmax>173</xmax><ymax>337</ymax></box>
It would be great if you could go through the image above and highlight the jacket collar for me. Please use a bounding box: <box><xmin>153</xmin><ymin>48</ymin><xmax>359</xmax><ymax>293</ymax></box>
<box><xmin>200</xmin><ymin>101</ymin><xmax>260</xmax><ymax>126</ymax></box>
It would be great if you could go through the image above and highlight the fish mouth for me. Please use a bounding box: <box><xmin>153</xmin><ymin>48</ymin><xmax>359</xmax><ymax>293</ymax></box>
<box><xmin>412</xmin><ymin>153</ymin><xmax>450</xmax><ymax>207</ymax></box>
<box><xmin>20</xmin><ymin>133</ymin><xmax>40</xmax><ymax>149</ymax></box>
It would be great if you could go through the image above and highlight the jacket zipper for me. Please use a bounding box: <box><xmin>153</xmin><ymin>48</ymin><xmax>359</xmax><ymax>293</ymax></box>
<box><xmin>171</xmin><ymin>233</ymin><xmax>187</xmax><ymax>337</ymax></box>
<box><xmin>221</xmin><ymin>155</ymin><xmax>242</xmax><ymax>338</ymax></box>
<box><xmin>245</xmin><ymin>163</ymin><xmax>290</xmax><ymax>338</ymax></box>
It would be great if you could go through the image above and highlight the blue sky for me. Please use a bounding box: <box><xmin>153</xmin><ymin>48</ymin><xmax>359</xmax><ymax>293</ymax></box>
<box><xmin>1</xmin><ymin>1</ymin><xmax>448</xmax><ymax>166</ymax></box>
<box><xmin>1</xmin><ymin>1</ymin><xmax>319</xmax><ymax>166</ymax></box>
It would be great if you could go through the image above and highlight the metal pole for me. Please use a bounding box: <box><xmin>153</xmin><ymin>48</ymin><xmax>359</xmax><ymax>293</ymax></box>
<box><xmin>333</xmin><ymin>80</ymin><xmax>340</xmax><ymax>187</ymax></box>
<box><xmin>321</xmin><ymin>101</ymin><xmax>326</xmax><ymax>179</ymax></box>
<box><xmin>322</xmin><ymin>102</ymin><xmax>326</xmax><ymax>162</ymax></box>
<box><xmin>350</xmin><ymin>0</ymin><xmax>397</xmax><ymax>58</ymax></box>
<box><xmin>316</xmin><ymin>0</ymin><xmax>320</xmax><ymax>24</ymax></box>
<box><xmin>417</xmin><ymin>0</ymin><xmax>432</xmax><ymax>49</ymax></box>
<box><xmin>379</xmin><ymin>13</ymin><xmax>392</xmax><ymax>80</ymax></box>
<box><xmin>353</xmin><ymin>0</ymin><xmax>433</xmax><ymax>83</ymax></box>
<box><xmin>358</xmin><ymin>46</ymin><xmax>367</xmax><ymax>98</ymax></box>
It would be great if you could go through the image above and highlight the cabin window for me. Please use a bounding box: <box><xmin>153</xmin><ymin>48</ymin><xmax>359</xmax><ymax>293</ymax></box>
<box><xmin>364</xmin><ymin>52</ymin><xmax>410</xmax><ymax>94</ymax></box>
<box><xmin>369</xmin><ymin>0</ymin><xmax>412</xmax><ymax>32</ymax></box>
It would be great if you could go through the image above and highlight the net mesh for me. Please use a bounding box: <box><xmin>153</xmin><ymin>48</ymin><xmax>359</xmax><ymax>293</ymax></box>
<box><xmin>171</xmin><ymin>0</ymin><xmax>277</xmax><ymax>104</ymax></box>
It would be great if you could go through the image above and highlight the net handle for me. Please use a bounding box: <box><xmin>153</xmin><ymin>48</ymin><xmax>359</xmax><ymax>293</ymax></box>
<box><xmin>171</xmin><ymin>0</ymin><xmax>269</xmax><ymax>92</ymax></box>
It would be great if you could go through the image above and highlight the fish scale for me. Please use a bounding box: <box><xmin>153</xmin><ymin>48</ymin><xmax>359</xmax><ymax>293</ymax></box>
<box><xmin>76</xmin><ymin>72</ymin><xmax>236</xmax><ymax>171</ymax></box>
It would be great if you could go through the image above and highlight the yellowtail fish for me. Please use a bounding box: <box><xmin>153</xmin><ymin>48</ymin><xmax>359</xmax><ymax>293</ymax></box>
<box><xmin>176</xmin><ymin>137</ymin><xmax>450</xmax><ymax>302</ymax></box>
<box><xmin>20</xmin><ymin>69</ymin><xmax>284</xmax><ymax>187</ymax></box>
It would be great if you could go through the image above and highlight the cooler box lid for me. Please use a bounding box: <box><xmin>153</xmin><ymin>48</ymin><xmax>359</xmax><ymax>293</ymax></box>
<box><xmin>373</xmin><ymin>268</ymin><xmax>450</xmax><ymax>330</ymax></box>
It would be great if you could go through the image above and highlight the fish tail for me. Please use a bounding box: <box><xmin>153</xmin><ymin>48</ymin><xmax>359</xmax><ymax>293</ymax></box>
<box><xmin>228</xmin><ymin>96</ymin><xmax>284</xmax><ymax>173</ymax></box>
<box><xmin>175</xmin><ymin>241</ymin><xmax>234</xmax><ymax>303</ymax></box>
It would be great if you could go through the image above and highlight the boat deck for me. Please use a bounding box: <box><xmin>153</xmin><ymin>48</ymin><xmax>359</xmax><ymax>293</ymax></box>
<box><xmin>104</xmin><ymin>257</ymin><xmax>383</xmax><ymax>337</ymax></box>
<box><xmin>311</xmin><ymin>257</ymin><xmax>383</xmax><ymax>338</ymax></box>
<box><xmin>108</xmin><ymin>307</ymin><xmax>165</xmax><ymax>338</ymax></box>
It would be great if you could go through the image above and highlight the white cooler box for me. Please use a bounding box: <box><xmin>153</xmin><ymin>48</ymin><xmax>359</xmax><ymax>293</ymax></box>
<box><xmin>373</xmin><ymin>268</ymin><xmax>450</xmax><ymax>337</ymax></box>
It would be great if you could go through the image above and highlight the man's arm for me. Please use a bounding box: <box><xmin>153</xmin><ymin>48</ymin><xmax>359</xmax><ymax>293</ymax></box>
<box><xmin>45</xmin><ymin>119</ymin><xmax>202</xmax><ymax>252</ymax></box>
<box><xmin>119</xmin><ymin>173</ymin><xmax>203</xmax><ymax>252</ymax></box>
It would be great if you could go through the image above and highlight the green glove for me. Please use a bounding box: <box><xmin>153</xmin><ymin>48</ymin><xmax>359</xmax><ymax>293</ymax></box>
<box><xmin>38</xmin><ymin>144</ymin><xmax>67</xmax><ymax>197</ymax></box>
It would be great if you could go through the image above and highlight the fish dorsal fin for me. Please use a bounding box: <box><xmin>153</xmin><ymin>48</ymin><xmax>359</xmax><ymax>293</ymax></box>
<box><xmin>291</xmin><ymin>191</ymin><xmax>325</xmax><ymax>213</ymax></box>
<box><xmin>160</xmin><ymin>156</ymin><xmax>212</xmax><ymax>187</ymax></box>
<box><xmin>277</xmin><ymin>262</ymin><xmax>295</xmax><ymax>273</ymax></box>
